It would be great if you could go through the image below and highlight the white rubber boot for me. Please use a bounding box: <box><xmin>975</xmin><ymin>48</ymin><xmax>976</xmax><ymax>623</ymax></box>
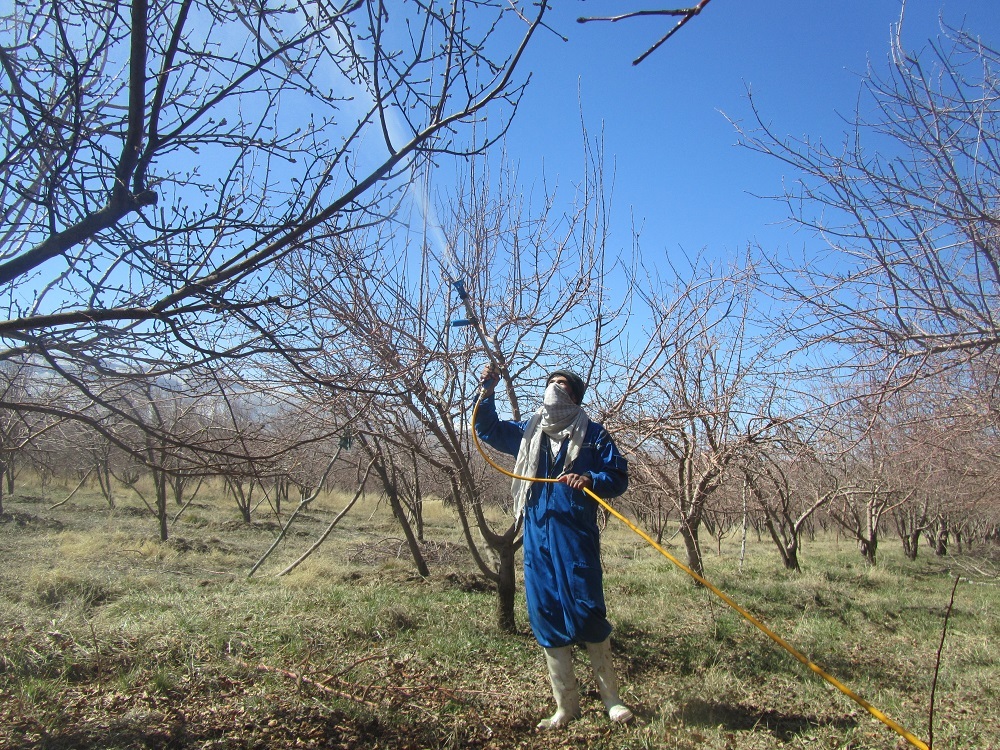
<box><xmin>537</xmin><ymin>646</ymin><xmax>580</xmax><ymax>729</ymax></box>
<box><xmin>586</xmin><ymin>638</ymin><xmax>634</xmax><ymax>723</ymax></box>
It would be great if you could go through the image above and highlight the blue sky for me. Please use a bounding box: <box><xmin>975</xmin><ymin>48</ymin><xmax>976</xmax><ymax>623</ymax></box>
<box><xmin>499</xmin><ymin>0</ymin><xmax>996</xmax><ymax>268</ymax></box>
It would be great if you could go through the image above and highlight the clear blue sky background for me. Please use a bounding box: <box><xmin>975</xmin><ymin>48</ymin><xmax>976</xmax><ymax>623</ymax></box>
<box><xmin>499</xmin><ymin>0</ymin><xmax>996</xmax><ymax>269</ymax></box>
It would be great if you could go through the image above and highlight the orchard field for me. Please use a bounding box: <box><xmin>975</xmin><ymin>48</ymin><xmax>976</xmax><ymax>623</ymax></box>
<box><xmin>1</xmin><ymin>481</ymin><xmax>997</xmax><ymax>750</ymax></box>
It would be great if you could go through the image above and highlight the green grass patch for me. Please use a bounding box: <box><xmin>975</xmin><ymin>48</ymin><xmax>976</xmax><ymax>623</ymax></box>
<box><xmin>1</xmin><ymin>482</ymin><xmax>998</xmax><ymax>749</ymax></box>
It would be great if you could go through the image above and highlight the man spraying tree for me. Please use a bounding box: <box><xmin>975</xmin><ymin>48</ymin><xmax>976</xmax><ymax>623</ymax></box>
<box><xmin>475</xmin><ymin>365</ymin><xmax>633</xmax><ymax>728</ymax></box>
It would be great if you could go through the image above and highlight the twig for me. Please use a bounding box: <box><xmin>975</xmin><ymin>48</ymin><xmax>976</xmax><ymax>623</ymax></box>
<box><xmin>633</xmin><ymin>0</ymin><xmax>713</xmax><ymax>64</ymax></box>
<box><xmin>276</xmin><ymin>458</ymin><xmax>376</xmax><ymax>577</ymax></box>
<box><xmin>576</xmin><ymin>0</ymin><xmax>714</xmax><ymax>65</ymax></box>
<box><xmin>48</xmin><ymin>467</ymin><xmax>94</xmax><ymax>509</ymax></box>
<box><xmin>228</xmin><ymin>656</ymin><xmax>380</xmax><ymax>708</ymax></box>
<box><xmin>322</xmin><ymin>652</ymin><xmax>388</xmax><ymax>681</ymax></box>
<box><xmin>928</xmin><ymin>575</ymin><xmax>960</xmax><ymax>750</ymax></box>
<box><xmin>578</xmin><ymin>7</ymin><xmax>699</xmax><ymax>23</ymax></box>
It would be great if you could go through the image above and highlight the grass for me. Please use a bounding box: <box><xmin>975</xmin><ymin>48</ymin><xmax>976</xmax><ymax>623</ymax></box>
<box><xmin>1</xmin><ymin>478</ymin><xmax>998</xmax><ymax>749</ymax></box>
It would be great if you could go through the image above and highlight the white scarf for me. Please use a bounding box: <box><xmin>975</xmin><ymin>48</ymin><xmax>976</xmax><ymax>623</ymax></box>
<box><xmin>511</xmin><ymin>383</ymin><xmax>590</xmax><ymax>518</ymax></box>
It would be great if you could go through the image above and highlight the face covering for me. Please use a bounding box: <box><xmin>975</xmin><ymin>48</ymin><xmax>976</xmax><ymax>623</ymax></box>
<box><xmin>540</xmin><ymin>382</ymin><xmax>580</xmax><ymax>435</ymax></box>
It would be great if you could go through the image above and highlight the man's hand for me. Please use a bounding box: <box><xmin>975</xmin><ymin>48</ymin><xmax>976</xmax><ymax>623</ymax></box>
<box><xmin>559</xmin><ymin>473</ymin><xmax>593</xmax><ymax>491</ymax></box>
<box><xmin>480</xmin><ymin>363</ymin><xmax>500</xmax><ymax>394</ymax></box>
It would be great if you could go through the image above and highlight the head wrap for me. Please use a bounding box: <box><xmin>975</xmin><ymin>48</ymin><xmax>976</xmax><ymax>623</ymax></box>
<box><xmin>546</xmin><ymin>370</ymin><xmax>586</xmax><ymax>405</ymax></box>
<box><xmin>510</xmin><ymin>382</ymin><xmax>590</xmax><ymax>518</ymax></box>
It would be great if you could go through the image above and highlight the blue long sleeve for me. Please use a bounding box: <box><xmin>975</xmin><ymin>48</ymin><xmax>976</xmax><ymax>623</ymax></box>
<box><xmin>473</xmin><ymin>394</ymin><xmax>526</xmax><ymax>457</ymax></box>
<box><xmin>584</xmin><ymin>427</ymin><xmax>629</xmax><ymax>500</ymax></box>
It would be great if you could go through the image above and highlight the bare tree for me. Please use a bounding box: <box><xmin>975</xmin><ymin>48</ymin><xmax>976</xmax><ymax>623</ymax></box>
<box><xmin>114</xmin><ymin>378</ymin><xmax>220</xmax><ymax>540</ymax></box>
<box><xmin>740</xmin><ymin>428</ymin><xmax>839</xmax><ymax>572</ymax></box>
<box><xmin>815</xmin><ymin>387</ymin><xmax>936</xmax><ymax>566</ymax></box>
<box><xmin>737</xmin><ymin>20</ymin><xmax>1000</xmax><ymax>390</ymax></box>
<box><xmin>0</xmin><ymin>360</ymin><xmax>48</xmax><ymax>512</ymax></box>
<box><xmin>275</xmin><ymin>135</ymin><xmax>634</xmax><ymax>630</ymax></box>
<box><xmin>608</xmin><ymin>257</ymin><xmax>791</xmax><ymax>578</ymax></box>
<box><xmin>360</xmin><ymin>435</ymin><xmax>431</xmax><ymax>578</ymax></box>
<box><xmin>74</xmin><ymin>426</ymin><xmax>130</xmax><ymax>510</ymax></box>
<box><xmin>900</xmin><ymin>385</ymin><xmax>1000</xmax><ymax>559</ymax></box>
<box><xmin>0</xmin><ymin>0</ymin><xmax>549</xmax><ymax>469</ymax></box>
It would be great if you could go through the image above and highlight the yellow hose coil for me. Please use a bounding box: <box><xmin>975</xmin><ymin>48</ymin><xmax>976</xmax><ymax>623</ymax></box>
<box><xmin>471</xmin><ymin>393</ymin><xmax>928</xmax><ymax>750</ymax></box>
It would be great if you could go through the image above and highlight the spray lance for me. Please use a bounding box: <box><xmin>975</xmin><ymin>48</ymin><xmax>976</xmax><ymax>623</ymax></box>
<box><xmin>447</xmin><ymin>276</ymin><xmax>521</xmax><ymax>417</ymax></box>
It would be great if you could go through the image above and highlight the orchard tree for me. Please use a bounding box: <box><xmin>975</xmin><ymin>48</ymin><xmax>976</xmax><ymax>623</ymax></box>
<box><xmin>606</xmin><ymin>257</ymin><xmax>792</xmax><ymax>578</ymax></box>
<box><xmin>739</xmin><ymin>427</ymin><xmax>839</xmax><ymax>572</ymax></box>
<box><xmin>0</xmin><ymin>0</ymin><xmax>549</xmax><ymax>467</ymax></box>
<box><xmin>0</xmin><ymin>360</ymin><xmax>40</xmax><ymax>511</ymax></box>
<box><xmin>738</xmin><ymin>21</ymin><xmax>1000</xmax><ymax>390</ymax></box>
<box><xmin>818</xmin><ymin>384</ymin><xmax>935</xmax><ymax>566</ymax></box>
<box><xmin>275</xmin><ymin>138</ymin><xmax>637</xmax><ymax>630</ymax></box>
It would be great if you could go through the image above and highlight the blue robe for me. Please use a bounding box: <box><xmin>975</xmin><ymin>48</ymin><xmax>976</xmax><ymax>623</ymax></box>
<box><xmin>474</xmin><ymin>394</ymin><xmax>629</xmax><ymax>648</ymax></box>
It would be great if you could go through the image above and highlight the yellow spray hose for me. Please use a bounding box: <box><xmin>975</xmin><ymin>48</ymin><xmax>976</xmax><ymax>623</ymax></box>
<box><xmin>471</xmin><ymin>393</ymin><xmax>928</xmax><ymax>750</ymax></box>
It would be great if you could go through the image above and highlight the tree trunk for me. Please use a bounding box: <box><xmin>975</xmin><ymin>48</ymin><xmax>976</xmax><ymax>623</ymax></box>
<box><xmin>239</xmin><ymin>497</ymin><xmax>252</xmax><ymax>523</ymax></box>
<box><xmin>495</xmin><ymin>540</ymin><xmax>517</xmax><ymax>633</ymax></box>
<box><xmin>410</xmin><ymin>448</ymin><xmax>424</xmax><ymax>542</ymax></box>
<box><xmin>97</xmin><ymin>461</ymin><xmax>115</xmax><ymax>509</ymax></box>
<box><xmin>388</xmin><ymin>486</ymin><xmax>429</xmax><ymax>578</ymax></box>
<box><xmin>762</xmin><ymin>512</ymin><xmax>801</xmax><ymax>572</ymax></box>
<box><xmin>227</xmin><ymin>479</ymin><xmax>253</xmax><ymax>524</ymax></box>
<box><xmin>371</xmin><ymin>451</ymin><xmax>429</xmax><ymax>578</ymax></box>
<box><xmin>679</xmin><ymin>518</ymin><xmax>704</xmax><ymax>579</ymax></box>
<box><xmin>155</xmin><ymin>470</ymin><xmax>169</xmax><ymax>542</ymax></box>
<box><xmin>935</xmin><ymin>517</ymin><xmax>949</xmax><ymax>556</ymax></box>
<box><xmin>274</xmin><ymin>477</ymin><xmax>285</xmax><ymax>516</ymax></box>
<box><xmin>782</xmin><ymin>541</ymin><xmax>800</xmax><ymax>572</ymax></box>
<box><xmin>859</xmin><ymin>535</ymin><xmax>877</xmax><ymax>566</ymax></box>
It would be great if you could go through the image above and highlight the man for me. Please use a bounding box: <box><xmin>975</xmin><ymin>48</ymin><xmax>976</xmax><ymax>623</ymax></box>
<box><xmin>475</xmin><ymin>365</ymin><xmax>633</xmax><ymax>728</ymax></box>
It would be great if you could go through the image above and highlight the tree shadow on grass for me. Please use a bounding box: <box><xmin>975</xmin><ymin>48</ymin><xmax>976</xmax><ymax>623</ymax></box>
<box><xmin>677</xmin><ymin>698</ymin><xmax>858</xmax><ymax>741</ymax></box>
<box><xmin>4</xmin><ymin>709</ymin><xmax>468</xmax><ymax>750</ymax></box>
